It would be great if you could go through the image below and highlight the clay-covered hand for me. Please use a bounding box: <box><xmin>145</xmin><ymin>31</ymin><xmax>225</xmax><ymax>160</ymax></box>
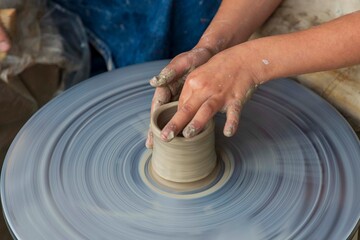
<box><xmin>159</xmin><ymin>46</ymin><xmax>265</xmax><ymax>141</ymax></box>
<box><xmin>145</xmin><ymin>47</ymin><xmax>215</xmax><ymax>148</ymax></box>
<box><xmin>0</xmin><ymin>23</ymin><xmax>10</xmax><ymax>52</ymax></box>
<box><xmin>145</xmin><ymin>0</ymin><xmax>282</xmax><ymax>148</ymax></box>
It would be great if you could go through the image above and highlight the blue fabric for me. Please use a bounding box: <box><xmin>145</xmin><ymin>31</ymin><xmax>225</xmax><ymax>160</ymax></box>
<box><xmin>51</xmin><ymin>0</ymin><xmax>221</xmax><ymax>72</ymax></box>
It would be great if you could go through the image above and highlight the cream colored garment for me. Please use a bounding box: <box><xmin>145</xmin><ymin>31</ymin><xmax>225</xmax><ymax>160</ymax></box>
<box><xmin>254</xmin><ymin>0</ymin><xmax>360</xmax><ymax>129</ymax></box>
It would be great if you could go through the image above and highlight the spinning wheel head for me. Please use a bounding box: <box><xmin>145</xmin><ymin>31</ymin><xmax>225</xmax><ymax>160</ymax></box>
<box><xmin>2</xmin><ymin>61</ymin><xmax>360</xmax><ymax>239</ymax></box>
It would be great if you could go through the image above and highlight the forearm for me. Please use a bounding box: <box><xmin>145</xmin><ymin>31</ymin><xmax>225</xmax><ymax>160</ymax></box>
<box><xmin>195</xmin><ymin>0</ymin><xmax>282</xmax><ymax>54</ymax></box>
<box><xmin>155</xmin><ymin>11</ymin><xmax>360</xmax><ymax>141</ymax></box>
<box><xmin>239</xmin><ymin>10</ymin><xmax>360</xmax><ymax>83</ymax></box>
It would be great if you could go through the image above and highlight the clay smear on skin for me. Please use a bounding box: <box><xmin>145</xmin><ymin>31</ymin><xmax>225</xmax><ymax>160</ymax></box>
<box><xmin>262</xmin><ymin>59</ymin><xmax>270</xmax><ymax>65</ymax></box>
<box><xmin>150</xmin><ymin>68</ymin><xmax>176</xmax><ymax>86</ymax></box>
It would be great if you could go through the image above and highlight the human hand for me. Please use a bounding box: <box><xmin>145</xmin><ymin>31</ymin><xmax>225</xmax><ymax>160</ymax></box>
<box><xmin>159</xmin><ymin>46</ymin><xmax>266</xmax><ymax>141</ymax></box>
<box><xmin>145</xmin><ymin>47</ymin><xmax>215</xmax><ymax>148</ymax></box>
<box><xmin>0</xmin><ymin>23</ymin><xmax>10</xmax><ymax>53</ymax></box>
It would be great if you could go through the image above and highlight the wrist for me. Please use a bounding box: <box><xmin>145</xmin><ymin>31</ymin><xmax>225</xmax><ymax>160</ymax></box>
<box><xmin>228</xmin><ymin>41</ymin><xmax>272</xmax><ymax>85</ymax></box>
<box><xmin>194</xmin><ymin>33</ymin><xmax>231</xmax><ymax>56</ymax></box>
<box><xmin>237</xmin><ymin>38</ymin><xmax>287</xmax><ymax>85</ymax></box>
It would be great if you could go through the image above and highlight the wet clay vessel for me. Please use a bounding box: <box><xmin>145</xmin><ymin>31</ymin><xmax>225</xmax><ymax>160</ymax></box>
<box><xmin>151</xmin><ymin>101</ymin><xmax>217</xmax><ymax>183</ymax></box>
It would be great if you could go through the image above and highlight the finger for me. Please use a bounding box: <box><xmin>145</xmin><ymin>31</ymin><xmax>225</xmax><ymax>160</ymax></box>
<box><xmin>147</xmin><ymin>87</ymin><xmax>171</xmax><ymax>148</ymax></box>
<box><xmin>160</xmin><ymin>99</ymin><xmax>203</xmax><ymax>142</ymax></box>
<box><xmin>177</xmin><ymin>80</ymin><xmax>192</xmax><ymax>109</ymax></box>
<box><xmin>149</xmin><ymin>67</ymin><xmax>177</xmax><ymax>87</ymax></box>
<box><xmin>182</xmin><ymin>98</ymin><xmax>221</xmax><ymax>138</ymax></box>
<box><xmin>145</xmin><ymin>127</ymin><xmax>153</xmax><ymax>149</ymax></box>
<box><xmin>149</xmin><ymin>47</ymin><xmax>213</xmax><ymax>87</ymax></box>
<box><xmin>0</xmin><ymin>24</ymin><xmax>10</xmax><ymax>52</ymax></box>
<box><xmin>150</xmin><ymin>86</ymin><xmax>171</xmax><ymax>116</ymax></box>
<box><xmin>223</xmin><ymin>100</ymin><xmax>243</xmax><ymax>137</ymax></box>
<box><xmin>167</xmin><ymin>74</ymin><xmax>186</xmax><ymax>101</ymax></box>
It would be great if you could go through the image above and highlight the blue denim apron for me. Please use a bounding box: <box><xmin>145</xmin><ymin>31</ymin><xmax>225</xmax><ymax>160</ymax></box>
<box><xmin>51</xmin><ymin>0</ymin><xmax>220</xmax><ymax>74</ymax></box>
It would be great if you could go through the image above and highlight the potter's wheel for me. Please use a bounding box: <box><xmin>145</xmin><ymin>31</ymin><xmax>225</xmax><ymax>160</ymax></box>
<box><xmin>2</xmin><ymin>60</ymin><xmax>360</xmax><ymax>239</ymax></box>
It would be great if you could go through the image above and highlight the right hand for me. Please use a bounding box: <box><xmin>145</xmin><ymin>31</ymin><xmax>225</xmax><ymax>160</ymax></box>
<box><xmin>0</xmin><ymin>23</ymin><xmax>10</xmax><ymax>52</ymax></box>
<box><xmin>146</xmin><ymin>47</ymin><xmax>215</xmax><ymax>148</ymax></box>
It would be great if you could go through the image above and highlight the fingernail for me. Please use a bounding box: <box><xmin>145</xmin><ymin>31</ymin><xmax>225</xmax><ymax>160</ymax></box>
<box><xmin>150</xmin><ymin>76</ymin><xmax>163</xmax><ymax>87</ymax></box>
<box><xmin>161</xmin><ymin>130</ymin><xmax>174</xmax><ymax>141</ymax></box>
<box><xmin>160</xmin><ymin>122</ymin><xmax>177</xmax><ymax>142</ymax></box>
<box><xmin>0</xmin><ymin>41</ymin><xmax>10</xmax><ymax>52</ymax></box>
<box><xmin>183</xmin><ymin>124</ymin><xmax>196</xmax><ymax>138</ymax></box>
<box><xmin>224</xmin><ymin>126</ymin><xmax>234</xmax><ymax>137</ymax></box>
<box><xmin>149</xmin><ymin>68</ymin><xmax>175</xmax><ymax>87</ymax></box>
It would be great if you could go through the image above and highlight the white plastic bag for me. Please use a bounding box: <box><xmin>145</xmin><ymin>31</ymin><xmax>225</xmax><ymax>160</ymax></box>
<box><xmin>0</xmin><ymin>0</ymin><xmax>90</xmax><ymax>85</ymax></box>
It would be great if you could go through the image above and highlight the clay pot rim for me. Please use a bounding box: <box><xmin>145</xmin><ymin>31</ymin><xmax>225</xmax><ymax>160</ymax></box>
<box><xmin>151</xmin><ymin>101</ymin><xmax>214</xmax><ymax>143</ymax></box>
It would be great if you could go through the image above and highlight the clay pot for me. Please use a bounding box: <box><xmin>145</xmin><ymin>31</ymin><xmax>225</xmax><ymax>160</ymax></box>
<box><xmin>150</xmin><ymin>101</ymin><xmax>217</xmax><ymax>183</ymax></box>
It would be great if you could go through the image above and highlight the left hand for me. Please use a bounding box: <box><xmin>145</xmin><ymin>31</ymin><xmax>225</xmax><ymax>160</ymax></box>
<box><xmin>145</xmin><ymin>47</ymin><xmax>215</xmax><ymax>148</ymax></box>
<box><xmin>159</xmin><ymin>46</ymin><xmax>266</xmax><ymax>141</ymax></box>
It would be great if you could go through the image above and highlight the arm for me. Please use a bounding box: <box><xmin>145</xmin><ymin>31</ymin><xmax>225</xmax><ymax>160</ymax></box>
<box><xmin>159</xmin><ymin>10</ymin><xmax>360</xmax><ymax>141</ymax></box>
<box><xmin>150</xmin><ymin>0</ymin><xmax>283</xmax><ymax>86</ymax></box>
<box><xmin>195</xmin><ymin>0</ymin><xmax>283</xmax><ymax>54</ymax></box>
<box><xmin>249</xmin><ymin>10</ymin><xmax>360</xmax><ymax>80</ymax></box>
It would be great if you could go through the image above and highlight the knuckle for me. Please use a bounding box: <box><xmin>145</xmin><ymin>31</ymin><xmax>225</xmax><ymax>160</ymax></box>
<box><xmin>191</xmin><ymin>47</ymin><xmax>212</xmax><ymax>56</ymax></box>
<box><xmin>227</xmin><ymin>112</ymin><xmax>240</xmax><ymax>122</ymax></box>
<box><xmin>229</xmin><ymin>119</ymin><xmax>239</xmax><ymax>127</ymax></box>
<box><xmin>186</xmin><ymin>76</ymin><xmax>206</xmax><ymax>90</ymax></box>
<box><xmin>170</xmin><ymin>52</ymin><xmax>187</xmax><ymax>63</ymax></box>
<box><xmin>230</xmin><ymin>101</ymin><xmax>242</xmax><ymax>114</ymax></box>
<box><xmin>227</xmin><ymin>110</ymin><xmax>240</xmax><ymax>123</ymax></box>
<box><xmin>190</xmin><ymin>119</ymin><xmax>202</xmax><ymax>129</ymax></box>
<box><xmin>180</xmin><ymin>103</ymin><xmax>194</xmax><ymax>114</ymax></box>
<box><xmin>232</xmin><ymin>91</ymin><xmax>243</xmax><ymax>100</ymax></box>
<box><xmin>153</xmin><ymin>87</ymin><xmax>171</xmax><ymax>102</ymax></box>
<box><xmin>202</xmin><ymin>100</ymin><xmax>217</xmax><ymax>117</ymax></box>
<box><xmin>168</xmin><ymin>80</ymin><xmax>183</xmax><ymax>97</ymax></box>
